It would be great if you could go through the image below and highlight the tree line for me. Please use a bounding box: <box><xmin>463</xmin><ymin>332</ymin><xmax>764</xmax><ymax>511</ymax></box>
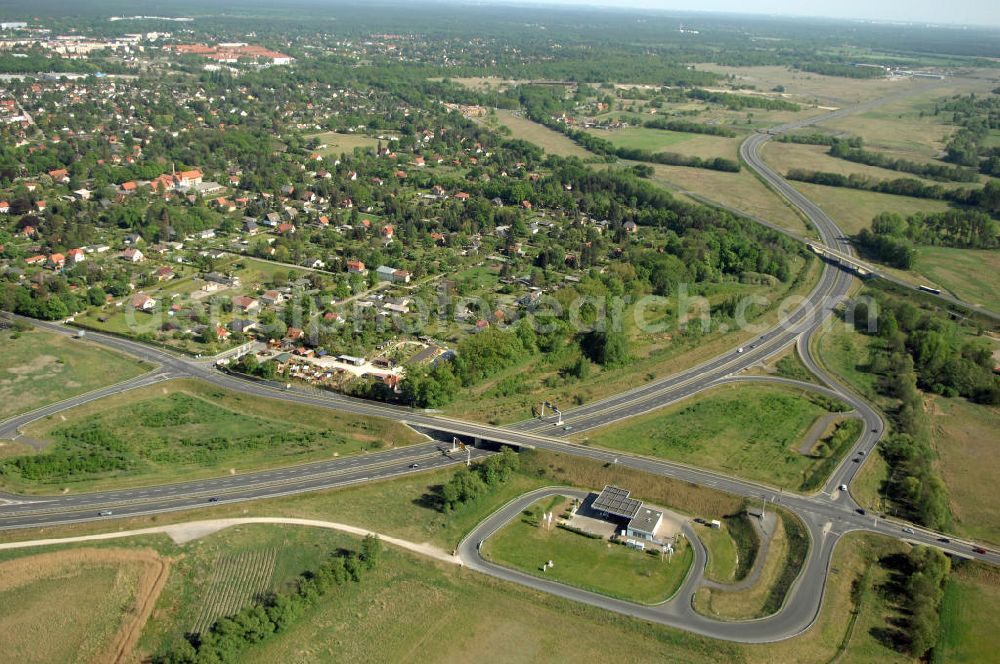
<box><xmin>785</xmin><ymin>169</ymin><xmax>1000</xmax><ymax>216</ymax></box>
<box><xmin>828</xmin><ymin>138</ymin><xmax>979</xmax><ymax>183</ymax></box>
<box><xmin>642</xmin><ymin>118</ymin><xmax>737</xmax><ymax>137</ymax></box>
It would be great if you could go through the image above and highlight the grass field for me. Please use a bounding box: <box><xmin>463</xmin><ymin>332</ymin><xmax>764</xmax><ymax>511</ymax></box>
<box><xmin>815</xmin><ymin>75</ymin><xmax>997</xmax><ymax>158</ymax></box>
<box><xmin>242</xmin><ymin>544</ymin><xmax>731</xmax><ymax>664</ymax></box>
<box><xmin>0</xmin><ymin>450</ymin><xmax>947</xmax><ymax>663</ymax></box>
<box><xmin>650</xmin><ymin>164</ymin><xmax>811</xmax><ymax>235</ymax></box>
<box><xmin>789</xmin><ymin>180</ymin><xmax>952</xmax><ymax>235</ymax></box>
<box><xmin>912</xmin><ymin>246</ymin><xmax>1000</xmax><ymax>312</ymax></box>
<box><xmin>5</xmin><ymin>378</ymin><xmax>422</xmax><ymax>493</ymax></box>
<box><xmin>588</xmin><ymin>126</ymin><xmax>740</xmax><ymax>160</ymax></box>
<box><xmin>0</xmin><ymin>547</ymin><xmax>167</xmax><ymax>664</ymax></box>
<box><xmin>762</xmin><ymin>141</ymin><xmax>973</xmax><ymax>190</ymax></box>
<box><xmin>691</xmin><ymin>64</ymin><xmax>931</xmax><ymax>106</ymax></box>
<box><xmin>694</xmin><ymin>516</ymin><xmax>789</xmax><ymax>620</ymax></box>
<box><xmin>812</xmin><ymin>318</ymin><xmax>880</xmax><ymax>402</ymax></box>
<box><xmin>697</xmin><ymin>521</ymin><xmax>740</xmax><ymax>583</ymax></box>
<box><xmin>936</xmin><ymin>563</ymin><xmax>1000</xmax><ymax>663</ymax></box>
<box><xmin>305</xmin><ymin>131</ymin><xmax>379</xmax><ymax>157</ymax></box>
<box><xmin>811</xmin><ymin>318</ymin><xmax>889</xmax><ymax>511</ymax></box>
<box><xmin>491</xmin><ymin>110</ymin><xmax>595</xmax><ymax>158</ymax></box>
<box><xmin>928</xmin><ymin>397</ymin><xmax>1000</xmax><ymax>545</ymax></box>
<box><xmin>483</xmin><ymin>495</ymin><xmax>692</xmax><ymax>604</ymax></box>
<box><xmin>0</xmin><ymin>327</ymin><xmax>149</xmax><ymax>420</ymax></box>
<box><xmin>579</xmin><ymin>383</ymin><xmax>847</xmax><ymax>490</ymax></box>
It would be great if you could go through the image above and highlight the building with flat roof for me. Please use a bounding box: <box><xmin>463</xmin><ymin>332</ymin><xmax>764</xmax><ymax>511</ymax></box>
<box><xmin>593</xmin><ymin>485</ymin><xmax>663</xmax><ymax>541</ymax></box>
<box><xmin>627</xmin><ymin>507</ymin><xmax>663</xmax><ymax>541</ymax></box>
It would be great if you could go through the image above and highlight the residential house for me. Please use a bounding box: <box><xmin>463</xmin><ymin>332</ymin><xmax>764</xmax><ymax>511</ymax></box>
<box><xmin>48</xmin><ymin>168</ymin><xmax>70</xmax><ymax>183</ymax></box>
<box><xmin>261</xmin><ymin>290</ymin><xmax>284</xmax><ymax>306</ymax></box>
<box><xmin>177</xmin><ymin>169</ymin><xmax>203</xmax><ymax>188</ymax></box>
<box><xmin>375</xmin><ymin>265</ymin><xmax>411</xmax><ymax>284</ymax></box>
<box><xmin>67</xmin><ymin>248</ymin><xmax>85</xmax><ymax>264</ymax></box>
<box><xmin>276</xmin><ymin>222</ymin><xmax>296</xmax><ymax>235</ymax></box>
<box><xmin>230</xmin><ymin>318</ymin><xmax>257</xmax><ymax>334</ymax></box>
<box><xmin>204</xmin><ymin>272</ymin><xmax>240</xmax><ymax>288</ymax></box>
<box><xmin>347</xmin><ymin>260</ymin><xmax>367</xmax><ymax>275</ymax></box>
<box><xmin>25</xmin><ymin>254</ymin><xmax>46</xmax><ymax>266</ymax></box>
<box><xmin>242</xmin><ymin>218</ymin><xmax>259</xmax><ymax>235</ymax></box>
<box><xmin>155</xmin><ymin>266</ymin><xmax>175</xmax><ymax>281</ymax></box>
<box><xmin>231</xmin><ymin>295</ymin><xmax>260</xmax><ymax>314</ymax></box>
<box><xmin>0</xmin><ymin>201</ymin><xmax>8</xmax><ymax>213</ymax></box>
<box><xmin>121</xmin><ymin>247</ymin><xmax>145</xmax><ymax>263</ymax></box>
<box><xmin>130</xmin><ymin>293</ymin><xmax>156</xmax><ymax>311</ymax></box>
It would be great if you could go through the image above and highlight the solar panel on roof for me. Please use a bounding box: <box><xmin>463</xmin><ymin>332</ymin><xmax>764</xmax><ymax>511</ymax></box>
<box><xmin>593</xmin><ymin>485</ymin><xmax>642</xmax><ymax>519</ymax></box>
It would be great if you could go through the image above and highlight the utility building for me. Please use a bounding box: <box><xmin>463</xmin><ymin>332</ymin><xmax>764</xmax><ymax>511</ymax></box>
<box><xmin>592</xmin><ymin>485</ymin><xmax>663</xmax><ymax>542</ymax></box>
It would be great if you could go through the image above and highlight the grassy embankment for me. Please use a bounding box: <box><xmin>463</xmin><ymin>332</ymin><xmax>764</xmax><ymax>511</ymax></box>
<box><xmin>2</xmin><ymin>378</ymin><xmax>423</xmax><ymax>494</ymax></box>
<box><xmin>579</xmin><ymin>382</ymin><xmax>853</xmax><ymax>491</ymax></box>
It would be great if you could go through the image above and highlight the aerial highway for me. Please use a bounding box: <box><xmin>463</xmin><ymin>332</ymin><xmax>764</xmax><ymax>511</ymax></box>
<box><xmin>1</xmin><ymin>89</ymin><xmax>997</xmax><ymax>643</ymax></box>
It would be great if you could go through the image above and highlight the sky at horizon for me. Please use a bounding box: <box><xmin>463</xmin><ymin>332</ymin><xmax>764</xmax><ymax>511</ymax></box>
<box><xmin>494</xmin><ymin>0</ymin><xmax>1000</xmax><ymax>27</ymax></box>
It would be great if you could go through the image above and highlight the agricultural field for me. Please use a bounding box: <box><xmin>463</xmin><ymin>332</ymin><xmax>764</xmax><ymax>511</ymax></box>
<box><xmin>0</xmin><ymin>326</ymin><xmax>149</xmax><ymax>421</ymax></box>
<box><xmin>578</xmin><ymin>383</ymin><xmax>850</xmax><ymax>490</ymax></box>
<box><xmin>230</xmin><ymin>530</ymin><xmax>923</xmax><ymax>664</ymax></box>
<box><xmin>190</xmin><ymin>548</ymin><xmax>278</xmax><ymax>634</ymax></box>
<box><xmin>937</xmin><ymin>563</ymin><xmax>1000</xmax><ymax>663</ymax></box>
<box><xmin>3</xmin><ymin>378</ymin><xmax>422</xmax><ymax>493</ymax></box>
<box><xmin>241</xmin><ymin>542</ymin><xmax>730</xmax><ymax>664</ymax></box>
<box><xmin>0</xmin><ymin>547</ymin><xmax>168</xmax><ymax>664</ymax></box>
<box><xmin>927</xmin><ymin>396</ymin><xmax>1000</xmax><ymax>545</ymax></box>
<box><xmin>586</xmin><ymin>126</ymin><xmax>740</xmax><ymax>160</ymax></box>
<box><xmin>482</xmin><ymin>495</ymin><xmax>693</xmax><ymax>604</ymax></box>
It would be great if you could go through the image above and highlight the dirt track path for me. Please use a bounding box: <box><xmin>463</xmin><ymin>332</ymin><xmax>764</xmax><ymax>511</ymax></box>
<box><xmin>0</xmin><ymin>517</ymin><xmax>459</xmax><ymax>565</ymax></box>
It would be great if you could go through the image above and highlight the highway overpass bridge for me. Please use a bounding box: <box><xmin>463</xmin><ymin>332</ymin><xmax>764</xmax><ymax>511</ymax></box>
<box><xmin>806</xmin><ymin>242</ymin><xmax>878</xmax><ymax>277</ymax></box>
